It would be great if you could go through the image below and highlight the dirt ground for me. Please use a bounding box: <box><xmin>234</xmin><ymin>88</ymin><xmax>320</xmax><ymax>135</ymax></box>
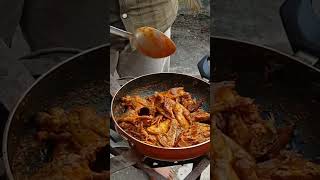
<box><xmin>170</xmin><ymin>8</ymin><xmax>210</xmax><ymax>76</ymax></box>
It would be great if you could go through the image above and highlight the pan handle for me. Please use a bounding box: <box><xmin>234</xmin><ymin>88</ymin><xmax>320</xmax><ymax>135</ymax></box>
<box><xmin>19</xmin><ymin>47</ymin><xmax>83</xmax><ymax>78</ymax></box>
<box><xmin>19</xmin><ymin>47</ymin><xmax>82</xmax><ymax>60</ymax></box>
<box><xmin>197</xmin><ymin>55</ymin><xmax>210</xmax><ymax>79</ymax></box>
<box><xmin>117</xmin><ymin>76</ymin><xmax>135</xmax><ymax>81</ymax></box>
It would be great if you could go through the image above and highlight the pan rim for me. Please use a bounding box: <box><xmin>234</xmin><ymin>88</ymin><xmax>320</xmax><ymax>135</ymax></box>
<box><xmin>211</xmin><ymin>35</ymin><xmax>320</xmax><ymax>73</ymax></box>
<box><xmin>111</xmin><ymin>72</ymin><xmax>210</xmax><ymax>150</ymax></box>
<box><xmin>2</xmin><ymin>43</ymin><xmax>109</xmax><ymax>179</ymax></box>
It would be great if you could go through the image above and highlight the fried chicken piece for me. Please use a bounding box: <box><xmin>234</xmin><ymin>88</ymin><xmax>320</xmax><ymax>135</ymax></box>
<box><xmin>156</xmin><ymin>87</ymin><xmax>186</xmax><ymax>100</ymax></box>
<box><xmin>212</xmin><ymin>82</ymin><xmax>278</xmax><ymax>159</ymax></box>
<box><xmin>30</xmin><ymin>143</ymin><xmax>109</xmax><ymax>180</ymax></box>
<box><xmin>221</xmin><ymin>112</ymin><xmax>277</xmax><ymax>159</ymax></box>
<box><xmin>121</xmin><ymin>95</ymin><xmax>149</xmax><ymax>110</ymax></box>
<box><xmin>120</xmin><ymin>121</ymin><xmax>159</xmax><ymax>146</ymax></box>
<box><xmin>118</xmin><ymin>88</ymin><xmax>209</xmax><ymax>148</ymax></box>
<box><xmin>121</xmin><ymin>95</ymin><xmax>155</xmax><ymax>115</ymax></box>
<box><xmin>151</xmin><ymin>114</ymin><xmax>163</xmax><ymax>126</ymax></box>
<box><xmin>139</xmin><ymin>123</ymin><xmax>151</xmax><ymax>141</ymax></box>
<box><xmin>69</xmin><ymin>107</ymin><xmax>108</xmax><ymax>137</ymax></box>
<box><xmin>63</xmin><ymin>107</ymin><xmax>108</xmax><ymax>158</ymax></box>
<box><xmin>37</xmin><ymin>131</ymin><xmax>72</xmax><ymax>142</ymax></box>
<box><xmin>155</xmin><ymin>87</ymin><xmax>202</xmax><ymax>111</ymax></box>
<box><xmin>154</xmin><ymin>94</ymin><xmax>176</xmax><ymax>119</ymax></box>
<box><xmin>163</xmin><ymin>97</ymin><xmax>176</xmax><ymax>118</ymax></box>
<box><xmin>212</xmin><ymin>82</ymin><xmax>320</xmax><ymax>180</ymax></box>
<box><xmin>119</xmin><ymin>121</ymin><xmax>137</xmax><ymax>132</ymax></box>
<box><xmin>212</xmin><ymin>124</ymin><xmax>259</xmax><ymax>180</ymax></box>
<box><xmin>147</xmin><ymin>119</ymin><xmax>171</xmax><ymax>135</ymax></box>
<box><xmin>212</xmin><ymin>82</ymin><xmax>239</xmax><ymax>111</ymax></box>
<box><xmin>213</xmin><ymin>83</ymin><xmax>255</xmax><ymax>115</ymax></box>
<box><xmin>35</xmin><ymin>107</ymin><xmax>68</xmax><ymax>133</ymax></box>
<box><xmin>190</xmin><ymin>109</ymin><xmax>210</xmax><ymax>122</ymax></box>
<box><xmin>177</xmin><ymin>122</ymin><xmax>210</xmax><ymax>147</ymax></box>
<box><xmin>180</xmin><ymin>92</ymin><xmax>203</xmax><ymax>112</ymax></box>
<box><xmin>157</xmin><ymin>119</ymin><xmax>182</xmax><ymax>147</ymax></box>
<box><xmin>212</xmin><ymin>146</ymin><xmax>240</xmax><ymax>180</ymax></box>
<box><xmin>262</xmin><ymin>124</ymin><xmax>294</xmax><ymax>160</ymax></box>
<box><xmin>169</xmin><ymin>87</ymin><xmax>186</xmax><ymax>97</ymax></box>
<box><xmin>119</xmin><ymin>121</ymin><xmax>141</xmax><ymax>139</ymax></box>
<box><xmin>144</xmin><ymin>134</ymin><xmax>159</xmax><ymax>146</ymax></box>
<box><xmin>32</xmin><ymin>106</ymin><xmax>108</xmax><ymax>179</ymax></box>
<box><xmin>223</xmin><ymin>134</ymin><xmax>259</xmax><ymax>180</ymax></box>
<box><xmin>213</xmin><ymin>122</ymin><xmax>320</xmax><ymax>180</ymax></box>
<box><xmin>256</xmin><ymin>151</ymin><xmax>320</xmax><ymax>180</ymax></box>
<box><xmin>117</xmin><ymin>109</ymin><xmax>153</xmax><ymax>125</ymax></box>
<box><xmin>173</xmin><ymin>102</ymin><xmax>190</xmax><ymax>129</ymax></box>
<box><xmin>226</xmin><ymin>113</ymin><xmax>252</xmax><ymax>148</ymax></box>
<box><xmin>117</xmin><ymin>110</ymin><xmax>139</xmax><ymax>123</ymax></box>
<box><xmin>248</xmin><ymin>122</ymin><xmax>277</xmax><ymax>159</ymax></box>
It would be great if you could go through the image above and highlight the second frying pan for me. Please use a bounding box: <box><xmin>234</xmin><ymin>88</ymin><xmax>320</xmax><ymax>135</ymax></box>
<box><xmin>211</xmin><ymin>36</ymin><xmax>320</xmax><ymax>159</ymax></box>
<box><xmin>3</xmin><ymin>44</ymin><xmax>109</xmax><ymax>179</ymax></box>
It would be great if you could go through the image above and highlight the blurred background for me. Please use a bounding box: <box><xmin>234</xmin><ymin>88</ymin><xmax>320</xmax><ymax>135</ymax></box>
<box><xmin>170</xmin><ymin>0</ymin><xmax>210</xmax><ymax>76</ymax></box>
<box><xmin>211</xmin><ymin>0</ymin><xmax>320</xmax><ymax>55</ymax></box>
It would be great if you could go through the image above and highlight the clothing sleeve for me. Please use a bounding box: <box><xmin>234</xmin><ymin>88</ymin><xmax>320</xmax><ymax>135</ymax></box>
<box><xmin>110</xmin><ymin>0</ymin><xmax>129</xmax><ymax>51</ymax></box>
<box><xmin>118</xmin><ymin>0</ymin><xmax>179</xmax><ymax>33</ymax></box>
<box><xmin>0</xmin><ymin>39</ymin><xmax>34</xmax><ymax>110</ymax></box>
<box><xmin>0</xmin><ymin>0</ymin><xmax>24</xmax><ymax>47</ymax></box>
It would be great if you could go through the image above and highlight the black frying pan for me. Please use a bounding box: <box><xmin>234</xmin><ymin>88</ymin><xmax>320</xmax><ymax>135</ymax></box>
<box><xmin>205</xmin><ymin>36</ymin><xmax>320</xmax><ymax>179</ymax></box>
<box><xmin>208</xmin><ymin>36</ymin><xmax>320</xmax><ymax>160</ymax></box>
<box><xmin>2</xmin><ymin>44</ymin><xmax>109</xmax><ymax>179</ymax></box>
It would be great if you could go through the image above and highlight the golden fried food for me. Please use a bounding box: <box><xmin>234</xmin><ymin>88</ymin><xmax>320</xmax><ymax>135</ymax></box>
<box><xmin>122</xmin><ymin>95</ymin><xmax>154</xmax><ymax>113</ymax></box>
<box><xmin>173</xmin><ymin>102</ymin><xmax>190</xmax><ymax>129</ymax></box>
<box><xmin>257</xmin><ymin>151</ymin><xmax>320</xmax><ymax>180</ymax></box>
<box><xmin>176</xmin><ymin>122</ymin><xmax>210</xmax><ymax>147</ymax></box>
<box><xmin>30</xmin><ymin>149</ymin><xmax>108</xmax><ymax>180</ymax></box>
<box><xmin>118</xmin><ymin>87</ymin><xmax>210</xmax><ymax>147</ymax></box>
<box><xmin>190</xmin><ymin>109</ymin><xmax>210</xmax><ymax>122</ymax></box>
<box><xmin>31</xmin><ymin>106</ymin><xmax>109</xmax><ymax>180</ymax></box>
<box><xmin>157</xmin><ymin>119</ymin><xmax>182</xmax><ymax>147</ymax></box>
<box><xmin>212</xmin><ymin>81</ymin><xmax>320</xmax><ymax>180</ymax></box>
<box><xmin>212</xmin><ymin>122</ymin><xmax>259</xmax><ymax>180</ymax></box>
<box><xmin>213</xmin><ymin>82</ymin><xmax>278</xmax><ymax>159</ymax></box>
<box><xmin>157</xmin><ymin>96</ymin><xmax>176</xmax><ymax>119</ymax></box>
<box><xmin>147</xmin><ymin>119</ymin><xmax>170</xmax><ymax>135</ymax></box>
